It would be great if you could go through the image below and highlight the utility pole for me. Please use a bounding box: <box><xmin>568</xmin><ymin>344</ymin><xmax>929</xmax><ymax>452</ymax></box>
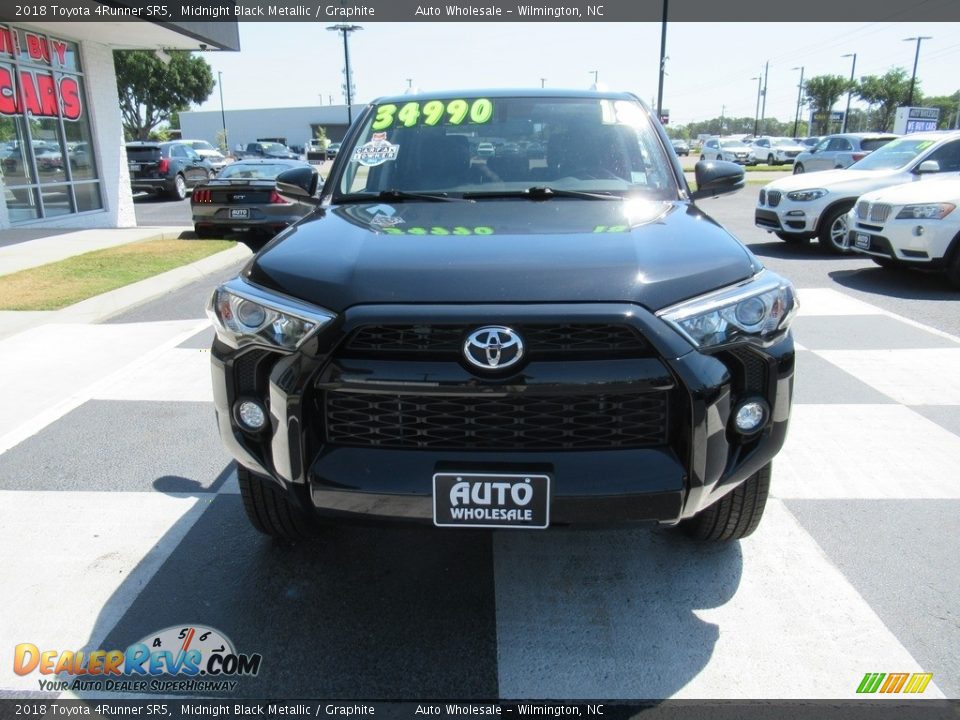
<box><xmin>217</xmin><ymin>71</ymin><xmax>227</xmax><ymax>152</ymax></box>
<box><xmin>841</xmin><ymin>53</ymin><xmax>856</xmax><ymax>132</ymax></box>
<box><xmin>903</xmin><ymin>36</ymin><xmax>932</xmax><ymax>107</ymax></box>
<box><xmin>720</xmin><ymin>104</ymin><xmax>725</xmax><ymax>136</ymax></box>
<box><xmin>540</xmin><ymin>77</ymin><xmax>546</xmax><ymax>88</ymax></box>
<box><xmin>656</xmin><ymin>0</ymin><xmax>668</xmax><ymax>118</ymax></box>
<box><xmin>327</xmin><ymin>23</ymin><xmax>363</xmax><ymax>125</ymax></box>
<box><xmin>792</xmin><ymin>66</ymin><xmax>804</xmax><ymax>138</ymax></box>
<box><xmin>589</xmin><ymin>70</ymin><xmax>599</xmax><ymax>87</ymax></box>
<box><xmin>752</xmin><ymin>75</ymin><xmax>762</xmax><ymax>137</ymax></box>
<box><xmin>759</xmin><ymin>61</ymin><xmax>768</xmax><ymax>136</ymax></box>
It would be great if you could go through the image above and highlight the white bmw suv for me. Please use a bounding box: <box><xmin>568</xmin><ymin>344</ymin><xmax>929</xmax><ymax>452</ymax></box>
<box><xmin>846</xmin><ymin>178</ymin><xmax>960</xmax><ymax>287</ymax></box>
<box><xmin>755</xmin><ymin>131</ymin><xmax>960</xmax><ymax>253</ymax></box>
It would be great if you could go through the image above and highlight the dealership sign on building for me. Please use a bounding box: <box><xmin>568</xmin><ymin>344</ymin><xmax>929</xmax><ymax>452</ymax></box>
<box><xmin>0</xmin><ymin>25</ymin><xmax>82</xmax><ymax>120</ymax></box>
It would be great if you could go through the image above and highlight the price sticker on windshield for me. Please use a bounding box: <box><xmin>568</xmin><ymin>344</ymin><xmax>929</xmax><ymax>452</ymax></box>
<box><xmin>371</xmin><ymin>98</ymin><xmax>494</xmax><ymax>130</ymax></box>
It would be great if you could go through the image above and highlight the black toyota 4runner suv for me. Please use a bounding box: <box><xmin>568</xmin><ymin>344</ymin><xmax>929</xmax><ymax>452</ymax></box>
<box><xmin>208</xmin><ymin>90</ymin><xmax>797</xmax><ymax>542</ymax></box>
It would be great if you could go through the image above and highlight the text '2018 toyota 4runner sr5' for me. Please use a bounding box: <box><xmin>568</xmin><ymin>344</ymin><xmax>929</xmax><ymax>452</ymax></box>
<box><xmin>207</xmin><ymin>90</ymin><xmax>798</xmax><ymax>542</ymax></box>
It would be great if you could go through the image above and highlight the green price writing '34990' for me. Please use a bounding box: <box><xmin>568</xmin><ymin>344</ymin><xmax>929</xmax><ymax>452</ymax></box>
<box><xmin>372</xmin><ymin>98</ymin><xmax>494</xmax><ymax>130</ymax></box>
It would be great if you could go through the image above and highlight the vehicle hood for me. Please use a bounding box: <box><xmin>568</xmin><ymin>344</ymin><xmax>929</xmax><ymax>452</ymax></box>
<box><xmin>195</xmin><ymin>149</ymin><xmax>224</xmax><ymax>160</ymax></box>
<box><xmin>766</xmin><ymin>168</ymin><xmax>905</xmax><ymax>193</ymax></box>
<box><xmin>774</xmin><ymin>143</ymin><xmax>805</xmax><ymax>153</ymax></box>
<box><xmin>247</xmin><ymin>199</ymin><xmax>761</xmax><ymax>313</ymax></box>
<box><xmin>857</xmin><ymin>177</ymin><xmax>960</xmax><ymax>205</ymax></box>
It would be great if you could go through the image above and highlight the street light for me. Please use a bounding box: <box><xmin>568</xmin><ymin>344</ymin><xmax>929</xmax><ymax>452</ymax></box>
<box><xmin>792</xmin><ymin>66</ymin><xmax>804</xmax><ymax>138</ymax></box>
<box><xmin>589</xmin><ymin>70</ymin><xmax>598</xmax><ymax>88</ymax></box>
<box><xmin>217</xmin><ymin>70</ymin><xmax>227</xmax><ymax>153</ymax></box>
<box><xmin>540</xmin><ymin>77</ymin><xmax>546</xmax><ymax>88</ymax></box>
<box><xmin>751</xmin><ymin>75</ymin><xmax>762</xmax><ymax>136</ymax></box>
<box><xmin>841</xmin><ymin>53</ymin><xmax>856</xmax><ymax>132</ymax></box>
<box><xmin>903</xmin><ymin>36</ymin><xmax>932</xmax><ymax>107</ymax></box>
<box><xmin>327</xmin><ymin>23</ymin><xmax>362</xmax><ymax>125</ymax></box>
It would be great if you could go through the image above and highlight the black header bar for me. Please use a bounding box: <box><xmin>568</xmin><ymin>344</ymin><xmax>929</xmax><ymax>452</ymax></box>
<box><xmin>1</xmin><ymin>0</ymin><xmax>959</xmax><ymax>23</ymax></box>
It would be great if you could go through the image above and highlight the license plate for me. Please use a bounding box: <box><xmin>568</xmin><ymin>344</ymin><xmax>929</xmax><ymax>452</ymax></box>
<box><xmin>229</xmin><ymin>208</ymin><xmax>250</xmax><ymax>219</ymax></box>
<box><xmin>128</xmin><ymin>163</ymin><xmax>141</xmax><ymax>171</ymax></box>
<box><xmin>433</xmin><ymin>472</ymin><xmax>550</xmax><ymax>529</ymax></box>
<box><xmin>855</xmin><ymin>233</ymin><xmax>871</xmax><ymax>250</ymax></box>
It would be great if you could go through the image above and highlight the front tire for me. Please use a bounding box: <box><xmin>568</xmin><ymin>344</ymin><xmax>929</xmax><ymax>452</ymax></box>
<box><xmin>793</xmin><ymin>163</ymin><xmax>805</xmax><ymax>175</ymax></box>
<box><xmin>238</xmin><ymin>466</ymin><xmax>318</xmax><ymax>539</ymax></box>
<box><xmin>944</xmin><ymin>241</ymin><xmax>960</xmax><ymax>288</ymax></box>
<box><xmin>818</xmin><ymin>203</ymin><xmax>853</xmax><ymax>254</ymax></box>
<box><xmin>767</xmin><ymin>154</ymin><xmax>777</xmax><ymax>166</ymax></box>
<box><xmin>681</xmin><ymin>463</ymin><xmax>771</xmax><ymax>541</ymax></box>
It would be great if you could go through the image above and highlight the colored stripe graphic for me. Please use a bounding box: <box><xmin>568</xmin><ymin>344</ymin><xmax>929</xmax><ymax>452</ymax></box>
<box><xmin>857</xmin><ymin>672</ymin><xmax>933</xmax><ymax>694</ymax></box>
<box><xmin>880</xmin><ymin>673</ymin><xmax>909</xmax><ymax>693</ymax></box>
<box><xmin>857</xmin><ymin>673</ymin><xmax>885</xmax><ymax>693</ymax></box>
<box><xmin>903</xmin><ymin>673</ymin><xmax>934</xmax><ymax>694</ymax></box>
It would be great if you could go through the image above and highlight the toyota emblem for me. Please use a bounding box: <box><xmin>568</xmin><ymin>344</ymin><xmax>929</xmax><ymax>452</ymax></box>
<box><xmin>463</xmin><ymin>326</ymin><xmax>524</xmax><ymax>370</ymax></box>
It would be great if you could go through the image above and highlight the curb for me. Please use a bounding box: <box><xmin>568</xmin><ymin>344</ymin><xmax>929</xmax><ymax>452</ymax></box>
<box><xmin>0</xmin><ymin>243</ymin><xmax>251</xmax><ymax>338</ymax></box>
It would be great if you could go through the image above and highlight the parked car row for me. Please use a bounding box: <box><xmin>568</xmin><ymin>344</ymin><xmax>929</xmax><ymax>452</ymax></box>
<box><xmin>755</xmin><ymin>130</ymin><xmax>960</xmax><ymax>286</ymax></box>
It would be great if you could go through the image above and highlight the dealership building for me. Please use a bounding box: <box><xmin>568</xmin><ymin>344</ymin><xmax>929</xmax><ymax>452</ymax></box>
<box><xmin>0</xmin><ymin>19</ymin><xmax>239</xmax><ymax>231</ymax></box>
<box><xmin>180</xmin><ymin>104</ymin><xmax>362</xmax><ymax>154</ymax></box>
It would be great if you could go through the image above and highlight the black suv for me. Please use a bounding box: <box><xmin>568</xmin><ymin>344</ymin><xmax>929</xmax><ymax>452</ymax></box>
<box><xmin>126</xmin><ymin>141</ymin><xmax>213</xmax><ymax>200</ymax></box>
<box><xmin>208</xmin><ymin>90</ymin><xmax>797</xmax><ymax>542</ymax></box>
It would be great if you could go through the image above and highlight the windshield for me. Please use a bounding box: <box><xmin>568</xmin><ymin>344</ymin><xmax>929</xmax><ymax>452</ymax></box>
<box><xmin>849</xmin><ymin>137</ymin><xmax>936</xmax><ymax>171</ymax></box>
<box><xmin>336</xmin><ymin>96</ymin><xmax>677</xmax><ymax>200</ymax></box>
<box><xmin>218</xmin><ymin>163</ymin><xmax>293</xmax><ymax>179</ymax></box>
<box><xmin>771</xmin><ymin>138</ymin><xmax>795</xmax><ymax>147</ymax></box>
<box><xmin>190</xmin><ymin>141</ymin><xmax>216</xmax><ymax>152</ymax></box>
<box><xmin>719</xmin><ymin>140</ymin><xmax>746</xmax><ymax>149</ymax></box>
<box><xmin>261</xmin><ymin>142</ymin><xmax>289</xmax><ymax>155</ymax></box>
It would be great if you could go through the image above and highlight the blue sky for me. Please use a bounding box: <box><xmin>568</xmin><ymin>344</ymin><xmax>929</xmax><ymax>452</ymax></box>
<box><xmin>194</xmin><ymin>22</ymin><xmax>960</xmax><ymax>126</ymax></box>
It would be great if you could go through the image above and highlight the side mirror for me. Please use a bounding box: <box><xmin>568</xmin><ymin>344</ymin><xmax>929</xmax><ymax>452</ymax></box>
<box><xmin>916</xmin><ymin>160</ymin><xmax>940</xmax><ymax>174</ymax></box>
<box><xmin>276</xmin><ymin>167</ymin><xmax>321</xmax><ymax>205</ymax></box>
<box><xmin>690</xmin><ymin>160</ymin><xmax>744</xmax><ymax>200</ymax></box>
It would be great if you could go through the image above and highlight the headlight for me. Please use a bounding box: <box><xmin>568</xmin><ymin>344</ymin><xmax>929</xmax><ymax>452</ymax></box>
<box><xmin>896</xmin><ymin>203</ymin><xmax>955</xmax><ymax>220</ymax></box>
<box><xmin>786</xmin><ymin>189</ymin><xmax>827</xmax><ymax>202</ymax></box>
<box><xmin>206</xmin><ymin>277</ymin><xmax>335</xmax><ymax>350</ymax></box>
<box><xmin>657</xmin><ymin>271</ymin><xmax>798</xmax><ymax>349</ymax></box>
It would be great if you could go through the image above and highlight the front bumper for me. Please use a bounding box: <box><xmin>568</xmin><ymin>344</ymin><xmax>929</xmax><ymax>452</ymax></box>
<box><xmin>755</xmin><ymin>196</ymin><xmax>825</xmax><ymax>236</ymax></box>
<box><xmin>211</xmin><ymin>303</ymin><xmax>794</xmax><ymax>527</ymax></box>
<box><xmin>845</xmin><ymin>214</ymin><xmax>956</xmax><ymax>266</ymax></box>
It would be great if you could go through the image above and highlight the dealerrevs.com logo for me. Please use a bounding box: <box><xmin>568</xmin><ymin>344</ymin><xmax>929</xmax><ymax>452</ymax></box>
<box><xmin>14</xmin><ymin>625</ymin><xmax>262</xmax><ymax>693</ymax></box>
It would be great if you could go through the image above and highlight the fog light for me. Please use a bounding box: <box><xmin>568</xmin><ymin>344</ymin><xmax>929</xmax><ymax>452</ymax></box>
<box><xmin>237</xmin><ymin>400</ymin><xmax>267</xmax><ymax>430</ymax></box>
<box><xmin>734</xmin><ymin>400</ymin><xmax>768</xmax><ymax>434</ymax></box>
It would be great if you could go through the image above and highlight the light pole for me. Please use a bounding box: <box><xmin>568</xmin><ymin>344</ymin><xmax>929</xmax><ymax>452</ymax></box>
<box><xmin>759</xmin><ymin>61</ymin><xmax>769</xmax><ymax>136</ymax></box>
<box><xmin>589</xmin><ymin>70</ymin><xmax>598</xmax><ymax>88</ymax></box>
<box><xmin>656</xmin><ymin>0</ymin><xmax>668</xmax><ymax>118</ymax></box>
<box><xmin>752</xmin><ymin>75</ymin><xmax>762</xmax><ymax>136</ymax></box>
<box><xmin>903</xmin><ymin>36</ymin><xmax>931</xmax><ymax>107</ymax></box>
<box><xmin>719</xmin><ymin>104</ymin><xmax>725</xmax><ymax>137</ymax></box>
<box><xmin>327</xmin><ymin>23</ymin><xmax>362</xmax><ymax>125</ymax></box>
<box><xmin>841</xmin><ymin>53</ymin><xmax>856</xmax><ymax>132</ymax></box>
<box><xmin>540</xmin><ymin>77</ymin><xmax>546</xmax><ymax>88</ymax></box>
<box><xmin>792</xmin><ymin>66</ymin><xmax>804</xmax><ymax>138</ymax></box>
<box><xmin>217</xmin><ymin>70</ymin><xmax>227</xmax><ymax>153</ymax></box>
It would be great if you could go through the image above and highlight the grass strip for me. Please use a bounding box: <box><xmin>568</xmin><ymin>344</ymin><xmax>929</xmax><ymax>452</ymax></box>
<box><xmin>0</xmin><ymin>238</ymin><xmax>234</xmax><ymax>311</ymax></box>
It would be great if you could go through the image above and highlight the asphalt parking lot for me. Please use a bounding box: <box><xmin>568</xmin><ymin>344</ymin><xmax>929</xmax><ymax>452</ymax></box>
<box><xmin>3</xmin><ymin>179</ymin><xmax>956</xmax><ymax>701</ymax></box>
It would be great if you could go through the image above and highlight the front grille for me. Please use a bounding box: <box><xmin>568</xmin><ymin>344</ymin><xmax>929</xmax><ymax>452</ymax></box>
<box><xmin>344</xmin><ymin>324</ymin><xmax>649</xmax><ymax>358</ymax></box>
<box><xmin>856</xmin><ymin>201</ymin><xmax>891</xmax><ymax>223</ymax></box>
<box><xmin>758</xmin><ymin>189</ymin><xmax>766</xmax><ymax>205</ymax></box>
<box><xmin>324</xmin><ymin>391</ymin><xmax>669</xmax><ymax>450</ymax></box>
<box><xmin>869</xmin><ymin>203</ymin><xmax>891</xmax><ymax>223</ymax></box>
<box><xmin>767</xmin><ymin>191</ymin><xmax>782</xmax><ymax>208</ymax></box>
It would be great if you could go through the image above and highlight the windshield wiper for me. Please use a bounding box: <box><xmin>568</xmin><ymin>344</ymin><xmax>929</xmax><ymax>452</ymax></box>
<box><xmin>463</xmin><ymin>186</ymin><xmax>623</xmax><ymax>201</ymax></box>
<box><xmin>336</xmin><ymin>189</ymin><xmax>473</xmax><ymax>203</ymax></box>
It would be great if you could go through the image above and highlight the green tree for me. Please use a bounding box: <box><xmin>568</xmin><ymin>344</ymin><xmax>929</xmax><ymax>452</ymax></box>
<box><xmin>114</xmin><ymin>50</ymin><xmax>214</xmax><ymax>140</ymax></box>
<box><xmin>804</xmin><ymin>75</ymin><xmax>854</xmax><ymax>135</ymax></box>
<box><xmin>923</xmin><ymin>92</ymin><xmax>960</xmax><ymax>130</ymax></box>
<box><xmin>856</xmin><ymin>68</ymin><xmax>914</xmax><ymax>132</ymax></box>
